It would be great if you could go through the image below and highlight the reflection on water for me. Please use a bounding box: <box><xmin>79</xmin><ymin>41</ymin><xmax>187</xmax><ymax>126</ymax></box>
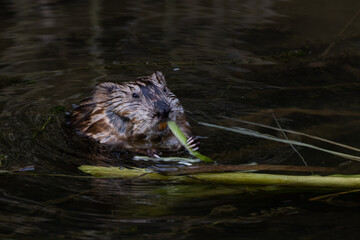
<box><xmin>0</xmin><ymin>0</ymin><xmax>360</xmax><ymax>239</ymax></box>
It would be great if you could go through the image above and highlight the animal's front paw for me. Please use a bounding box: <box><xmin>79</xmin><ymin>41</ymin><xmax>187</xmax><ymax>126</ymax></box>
<box><xmin>186</xmin><ymin>136</ymin><xmax>200</xmax><ymax>151</ymax></box>
<box><xmin>147</xmin><ymin>149</ymin><xmax>162</xmax><ymax>158</ymax></box>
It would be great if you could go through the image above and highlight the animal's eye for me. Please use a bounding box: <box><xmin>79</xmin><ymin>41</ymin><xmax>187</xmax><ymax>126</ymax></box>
<box><xmin>163</xmin><ymin>88</ymin><xmax>167</xmax><ymax>92</ymax></box>
<box><xmin>132</xmin><ymin>93</ymin><xmax>139</xmax><ymax>98</ymax></box>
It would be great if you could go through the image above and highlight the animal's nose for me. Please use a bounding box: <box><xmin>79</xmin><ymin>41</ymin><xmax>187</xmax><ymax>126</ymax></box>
<box><xmin>155</xmin><ymin>101</ymin><xmax>171</xmax><ymax>119</ymax></box>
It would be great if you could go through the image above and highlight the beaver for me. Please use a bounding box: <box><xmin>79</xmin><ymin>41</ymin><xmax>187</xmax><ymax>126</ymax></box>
<box><xmin>71</xmin><ymin>71</ymin><xmax>199</xmax><ymax>157</ymax></box>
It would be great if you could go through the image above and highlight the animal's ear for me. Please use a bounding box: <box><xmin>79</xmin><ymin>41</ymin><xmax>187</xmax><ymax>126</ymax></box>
<box><xmin>150</xmin><ymin>71</ymin><xmax>166</xmax><ymax>85</ymax></box>
<box><xmin>92</xmin><ymin>82</ymin><xmax>121</xmax><ymax>101</ymax></box>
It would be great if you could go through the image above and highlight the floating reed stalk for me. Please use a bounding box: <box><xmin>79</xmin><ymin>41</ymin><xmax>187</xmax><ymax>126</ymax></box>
<box><xmin>79</xmin><ymin>165</ymin><xmax>360</xmax><ymax>189</ymax></box>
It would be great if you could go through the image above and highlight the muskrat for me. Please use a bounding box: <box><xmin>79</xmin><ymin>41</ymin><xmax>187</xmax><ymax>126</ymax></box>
<box><xmin>71</xmin><ymin>71</ymin><xmax>199</xmax><ymax>157</ymax></box>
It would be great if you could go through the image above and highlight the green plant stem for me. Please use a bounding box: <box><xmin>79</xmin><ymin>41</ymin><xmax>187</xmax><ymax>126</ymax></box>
<box><xmin>167</xmin><ymin>121</ymin><xmax>213</xmax><ymax>162</ymax></box>
<box><xmin>79</xmin><ymin>165</ymin><xmax>360</xmax><ymax>189</ymax></box>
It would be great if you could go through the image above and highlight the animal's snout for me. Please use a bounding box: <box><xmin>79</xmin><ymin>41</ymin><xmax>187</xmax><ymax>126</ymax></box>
<box><xmin>154</xmin><ymin>101</ymin><xmax>171</xmax><ymax>120</ymax></box>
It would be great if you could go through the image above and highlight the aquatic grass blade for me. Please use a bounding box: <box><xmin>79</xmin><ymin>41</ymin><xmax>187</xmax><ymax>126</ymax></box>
<box><xmin>221</xmin><ymin>116</ymin><xmax>360</xmax><ymax>153</ymax></box>
<box><xmin>199</xmin><ymin>122</ymin><xmax>360</xmax><ymax>162</ymax></box>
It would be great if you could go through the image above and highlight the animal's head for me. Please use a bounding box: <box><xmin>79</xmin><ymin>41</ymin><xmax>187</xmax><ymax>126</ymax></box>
<box><xmin>92</xmin><ymin>71</ymin><xmax>184</xmax><ymax>134</ymax></box>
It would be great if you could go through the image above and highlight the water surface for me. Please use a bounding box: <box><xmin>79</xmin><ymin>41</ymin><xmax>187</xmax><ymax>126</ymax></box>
<box><xmin>1</xmin><ymin>0</ymin><xmax>360</xmax><ymax>239</ymax></box>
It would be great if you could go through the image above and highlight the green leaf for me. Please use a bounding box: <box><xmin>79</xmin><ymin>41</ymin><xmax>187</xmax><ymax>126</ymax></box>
<box><xmin>167</xmin><ymin>121</ymin><xmax>213</xmax><ymax>162</ymax></box>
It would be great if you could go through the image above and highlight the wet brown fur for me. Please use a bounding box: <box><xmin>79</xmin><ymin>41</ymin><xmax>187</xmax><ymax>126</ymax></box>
<box><xmin>71</xmin><ymin>71</ymin><xmax>192</xmax><ymax>154</ymax></box>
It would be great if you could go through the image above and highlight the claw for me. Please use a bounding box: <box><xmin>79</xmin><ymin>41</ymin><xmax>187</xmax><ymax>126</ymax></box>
<box><xmin>187</xmin><ymin>137</ymin><xmax>195</xmax><ymax>145</ymax></box>
<box><xmin>146</xmin><ymin>149</ymin><xmax>162</xmax><ymax>158</ymax></box>
<box><xmin>186</xmin><ymin>136</ymin><xmax>200</xmax><ymax>152</ymax></box>
<box><xmin>188</xmin><ymin>143</ymin><xmax>197</xmax><ymax>148</ymax></box>
<box><xmin>187</xmin><ymin>136</ymin><xmax>199</xmax><ymax>144</ymax></box>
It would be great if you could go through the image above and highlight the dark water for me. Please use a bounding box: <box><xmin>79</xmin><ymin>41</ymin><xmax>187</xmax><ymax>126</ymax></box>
<box><xmin>1</xmin><ymin>0</ymin><xmax>360</xmax><ymax>239</ymax></box>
